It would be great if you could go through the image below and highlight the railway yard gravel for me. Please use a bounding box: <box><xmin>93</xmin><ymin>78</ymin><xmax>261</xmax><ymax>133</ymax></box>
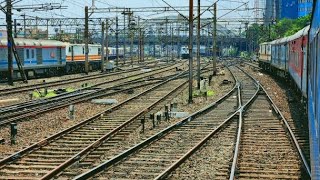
<box><xmin>0</xmin><ymin>59</ymin><xmax>152</xmax><ymax>90</ymax></box>
<box><xmin>243</xmin><ymin>65</ymin><xmax>308</xmax><ymax>128</ymax></box>
<box><xmin>0</xmin><ymin>66</ymin><xmax>234</xmax><ymax>164</ymax></box>
<box><xmin>0</xmin><ymin>62</ymin><xmax>179</xmax><ymax>107</ymax></box>
<box><xmin>0</xmin><ymin>84</ymin><xmax>155</xmax><ymax>159</ymax></box>
<box><xmin>72</xmin><ymin>67</ymin><xmax>235</xmax><ymax>176</ymax></box>
<box><xmin>243</xmin><ymin>65</ymin><xmax>310</xmax><ymax>160</ymax></box>
<box><xmin>0</xmin><ymin>64</ymin><xmax>182</xmax><ymax>157</ymax></box>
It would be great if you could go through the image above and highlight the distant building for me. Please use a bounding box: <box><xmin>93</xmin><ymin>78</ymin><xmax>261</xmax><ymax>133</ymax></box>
<box><xmin>260</xmin><ymin>0</ymin><xmax>310</xmax><ymax>24</ymax></box>
<box><xmin>298</xmin><ymin>0</ymin><xmax>313</xmax><ymax>17</ymax></box>
<box><xmin>280</xmin><ymin>0</ymin><xmax>298</xmax><ymax>19</ymax></box>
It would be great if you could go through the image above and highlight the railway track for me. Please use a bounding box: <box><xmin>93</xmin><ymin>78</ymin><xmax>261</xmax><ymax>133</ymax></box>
<box><xmin>0</xmin><ymin>64</ymin><xmax>184</xmax><ymax>127</ymax></box>
<box><xmin>229</xmin><ymin>67</ymin><xmax>311</xmax><ymax>179</ymax></box>
<box><xmin>242</xmin><ymin>62</ymin><xmax>311</xmax><ymax>165</ymax></box>
<box><xmin>0</xmin><ymin>59</ymin><xmax>157</xmax><ymax>84</ymax></box>
<box><xmin>70</xmin><ymin>67</ymin><xmax>239</xmax><ymax>179</ymax></box>
<box><xmin>0</xmin><ymin>60</ymin><xmax>165</xmax><ymax>96</ymax></box>
<box><xmin>0</xmin><ymin>71</ymin><xmax>189</xmax><ymax>179</ymax></box>
<box><xmin>72</xmin><ymin>65</ymin><xmax>311</xmax><ymax>180</ymax></box>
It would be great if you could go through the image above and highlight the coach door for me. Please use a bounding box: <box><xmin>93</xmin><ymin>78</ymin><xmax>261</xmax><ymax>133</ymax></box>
<box><xmin>16</xmin><ymin>48</ymin><xmax>24</xmax><ymax>66</ymax></box>
<box><xmin>57</xmin><ymin>47</ymin><xmax>62</xmax><ymax>64</ymax></box>
<box><xmin>24</xmin><ymin>48</ymin><xmax>36</xmax><ymax>66</ymax></box>
<box><xmin>36</xmin><ymin>48</ymin><xmax>42</xmax><ymax>65</ymax></box>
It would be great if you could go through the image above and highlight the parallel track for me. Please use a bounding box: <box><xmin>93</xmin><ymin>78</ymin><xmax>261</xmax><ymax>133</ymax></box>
<box><xmin>0</xmin><ymin>61</ymin><xmax>165</xmax><ymax>96</ymax></box>
<box><xmin>0</xmin><ymin>72</ymin><xmax>187</xmax><ymax>179</ymax></box>
<box><xmin>71</xmin><ymin>67</ymin><xmax>239</xmax><ymax>179</ymax></box>
<box><xmin>243</xmin><ymin>61</ymin><xmax>311</xmax><ymax>165</ymax></box>
<box><xmin>73</xmin><ymin>64</ymin><xmax>311</xmax><ymax>180</ymax></box>
<box><xmin>0</xmin><ymin>64</ymin><xmax>183</xmax><ymax>127</ymax></box>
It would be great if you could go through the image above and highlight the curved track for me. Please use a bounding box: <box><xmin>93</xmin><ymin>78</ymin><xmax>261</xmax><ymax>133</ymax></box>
<box><xmin>73</xmin><ymin>64</ymin><xmax>311</xmax><ymax>180</ymax></box>
<box><xmin>0</xmin><ymin>72</ymin><xmax>187</xmax><ymax>179</ymax></box>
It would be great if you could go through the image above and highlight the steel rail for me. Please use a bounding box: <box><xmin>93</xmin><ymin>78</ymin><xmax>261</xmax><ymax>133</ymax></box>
<box><xmin>0</xmin><ymin>60</ymin><xmax>161</xmax><ymax>96</ymax></box>
<box><xmin>0</xmin><ymin>62</ymin><xmax>209</xmax><ymax>127</ymax></box>
<box><xmin>0</xmin><ymin>70</ymin><xmax>186</xmax><ymax>168</ymax></box>
<box><xmin>260</xmin><ymin>84</ymin><xmax>311</xmax><ymax>177</ymax></box>
<box><xmin>155</xmin><ymin>111</ymin><xmax>239</xmax><ymax>180</ymax></box>
<box><xmin>229</xmin><ymin>66</ymin><xmax>260</xmax><ymax>180</ymax></box>
<box><xmin>153</xmin><ymin>65</ymin><xmax>257</xmax><ymax>180</ymax></box>
<box><xmin>0</xmin><ymin>64</ymin><xmax>180</xmax><ymax>117</ymax></box>
<box><xmin>234</xmin><ymin>66</ymin><xmax>311</xmax><ymax>178</ymax></box>
<box><xmin>40</xmin><ymin>74</ymin><xmax>188</xmax><ymax>180</ymax></box>
<box><xmin>0</xmin><ymin>79</ymin><xmax>163</xmax><ymax>127</ymax></box>
<box><xmin>73</xmin><ymin>71</ymin><xmax>238</xmax><ymax>180</ymax></box>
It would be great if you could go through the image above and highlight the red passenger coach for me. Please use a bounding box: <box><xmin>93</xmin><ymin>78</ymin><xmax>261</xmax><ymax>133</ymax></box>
<box><xmin>288</xmin><ymin>26</ymin><xmax>309</xmax><ymax>98</ymax></box>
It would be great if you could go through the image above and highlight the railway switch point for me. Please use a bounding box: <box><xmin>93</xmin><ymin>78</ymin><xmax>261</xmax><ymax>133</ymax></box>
<box><xmin>10</xmin><ymin>123</ymin><xmax>17</xmax><ymax>145</ymax></box>
<box><xmin>172</xmin><ymin>102</ymin><xmax>178</xmax><ymax>112</ymax></box>
<box><xmin>165</xmin><ymin>105</ymin><xmax>169</xmax><ymax>121</ymax></box>
<box><xmin>68</xmin><ymin>105</ymin><xmax>75</xmax><ymax>120</ymax></box>
<box><xmin>156</xmin><ymin>114</ymin><xmax>161</xmax><ymax>125</ymax></box>
<box><xmin>141</xmin><ymin>116</ymin><xmax>145</xmax><ymax>133</ymax></box>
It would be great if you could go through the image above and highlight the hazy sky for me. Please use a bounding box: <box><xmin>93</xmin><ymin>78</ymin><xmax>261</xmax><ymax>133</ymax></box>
<box><xmin>6</xmin><ymin>0</ymin><xmax>255</xmax><ymax>19</ymax></box>
<box><xmin>0</xmin><ymin>0</ymin><xmax>256</xmax><ymax>33</ymax></box>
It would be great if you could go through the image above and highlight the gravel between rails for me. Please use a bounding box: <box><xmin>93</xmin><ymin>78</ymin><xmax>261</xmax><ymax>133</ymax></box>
<box><xmin>0</xmin><ymin>65</ymin><xmax>182</xmax><ymax>158</ymax></box>
<box><xmin>0</xmin><ymin>60</ymin><xmax>155</xmax><ymax>90</ymax></box>
<box><xmin>0</xmin><ymin>63</ymin><xmax>181</xmax><ymax>107</ymax></box>
<box><xmin>0</xmin><ymin>65</ymin><xmax>233</xmax><ymax>167</ymax></box>
<box><xmin>60</xmin><ymin>67</ymin><xmax>235</xmax><ymax>178</ymax></box>
<box><xmin>0</xmin><ymin>84</ymin><xmax>156</xmax><ymax>159</ymax></box>
<box><xmin>167</xmin><ymin>121</ymin><xmax>237</xmax><ymax>179</ymax></box>
<box><xmin>242</xmin><ymin>65</ymin><xmax>310</xmax><ymax>162</ymax></box>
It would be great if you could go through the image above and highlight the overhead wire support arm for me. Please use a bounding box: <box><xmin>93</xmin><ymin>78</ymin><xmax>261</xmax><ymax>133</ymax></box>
<box><xmin>193</xmin><ymin>0</ymin><xmax>220</xmax><ymax>21</ymax></box>
<box><xmin>160</xmin><ymin>0</ymin><xmax>188</xmax><ymax>20</ymax></box>
<box><xmin>200</xmin><ymin>1</ymin><xmax>248</xmax><ymax>29</ymax></box>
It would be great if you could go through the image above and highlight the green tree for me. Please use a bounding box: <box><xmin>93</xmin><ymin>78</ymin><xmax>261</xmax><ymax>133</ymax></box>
<box><xmin>244</xmin><ymin>14</ymin><xmax>311</xmax><ymax>51</ymax></box>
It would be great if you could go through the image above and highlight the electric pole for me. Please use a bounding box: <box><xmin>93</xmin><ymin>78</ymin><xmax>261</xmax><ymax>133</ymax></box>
<box><xmin>212</xmin><ymin>2</ymin><xmax>217</xmax><ymax>75</ymax></box>
<box><xmin>13</xmin><ymin>19</ymin><xmax>17</xmax><ymax>38</ymax></box>
<box><xmin>84</xmin><ymin>6</ymin><xmax>89</xmax><ymax>74</ymax></box>
<box><xmin>166</xmin><ymin>17</ymin><xmax>169</xmax><ymax>63</ymax></box>
<box><xmin>116</xmin><ymin>16</ymin><xmax>119</xmax><ymax>67</ymax></box>
<box><xmin>6</xmin><ymin>0</ymin><xmax>13</xmax><ymax>85</ymax></box>
<box><xmin>197</xmin><ymin>0</ymin><xmax>201</xmax><ymax>90</ymax></box>
<box><xmin>23</xmin><ymin>13</ymin><xmax>26</xmax><ymax>38</ymax></box>
<box><xmin>101</xmin><ymin>21</ymin><xmax>105</xmax><ymax>72</ymax></box>
<box><xmin>188</xmin><ymin>0</ymin><xmax>194</xmax><ymax>104</ymax></box>
<box><xmin>129</xmin><ymin>12</ymin><xmax>134</xmax><ymax>65</ymax></box>
<box><xmin>123</xmin><ymin>10</ymin><xmax>126</xmax><ymax>64</ymax></box>
<box><xmin>139</xmin><ymin>27</ymin><xmax>142</xmax><ymax>62</ymax></box>
<box><xmin>171</xmin><ymin>24</ymin><xmax>174</xmax><ymax>61</ymax></box>
<box><xmin>106</xmin><ymin>19</ymin><xmax>109</xmax><ymax>65</ymax></box>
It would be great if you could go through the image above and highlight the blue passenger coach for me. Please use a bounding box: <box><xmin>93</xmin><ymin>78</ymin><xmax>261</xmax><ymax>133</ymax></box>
<box><xmin>0</xmin><ymin>38</ymin><xmax>66</xmax><ymax>78</ymax></box>
<box><xmin>308</xmin><ymin>0</ymin><xmax>320</xmax><ymax>178</ymax></box>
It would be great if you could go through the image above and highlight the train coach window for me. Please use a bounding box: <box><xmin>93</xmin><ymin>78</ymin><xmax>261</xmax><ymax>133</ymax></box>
<box><xmin>98</xmin><ymin>48</ymin><xmax>101</xmax><ymax>55</ymax></box>
<box><xmin>68</xmin><ymin>47</ymin><xmax>71</xmax><ymax>53</ymax></box>
<box><xmin>83</xmin><ymin>47</ymin><xmax>85</xmax><ymax>54</ymax></box>
<box><xmin>31</xmin><ymin>49</ymin><xmax>35</xmax><ymax>58</ymax></box>
<box><xmin>26</xmin><ymin>49</ymin><xmax>29</xmax><ymax>59</ymax></box>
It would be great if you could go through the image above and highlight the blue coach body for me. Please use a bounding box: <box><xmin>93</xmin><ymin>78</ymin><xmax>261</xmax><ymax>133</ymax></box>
<box><xmin>308</xmin><ymin>0</ymin><xmax>320</xmax><ymax>178</ymax></box>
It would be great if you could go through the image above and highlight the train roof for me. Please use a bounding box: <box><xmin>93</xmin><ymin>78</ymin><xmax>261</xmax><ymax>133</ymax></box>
<box><xmin>260</xmin><ymin>25</ymin><xmax>310</xmax><ymax>46</ymax></box>
<box><xmin>287</xmin><ymin>25</ymin><xmax>310</xmax><ymax>42</ymax></box>
<box><xmin>64</xmin><ymin>43</ymin><xmax>101</xmax><ymax>47</ymax></box>
<box><xmin>0</xmin><ymin>38</ymin><xmax>65</xmax><ymax>47</ymax></box>
<box><xmin>260</xmin><ymin>42</ymin><xmax>271</xmax><ymax>45</ymax></box>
